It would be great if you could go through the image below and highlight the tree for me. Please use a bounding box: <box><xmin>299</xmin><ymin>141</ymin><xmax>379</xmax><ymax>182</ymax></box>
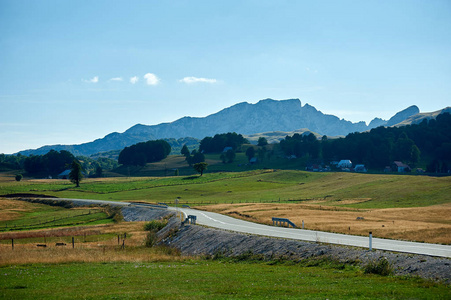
<box><xmin>225</xmin><ymin>149</ymin><xmax>236</xmax><ymax>163</ymax></box>
<box><xmin>245</xmin><ymin>146</ymin><xmax>255</xmax><ymax>162</ymax></box>
<box><xmin>258</xmin><ymin>147</ymin><xmax>267</xmax><ymax>163</ymax></box>
<box><xmin>186</xmin><ymin>150</ymin><xmax>205</xmax><ymax>166</ymax></box>
<box><xmin>193</xmin><ymin>162</ymin><xmax>208</xmax><ymax>176</ymax></box>
<box><xmin>220</xmin><ymin>153</ymin><xmax>227</xmax><ymax>164</ymax></box>
<box><xmin>257</xmin><ymin>137</ymin><xmax>268</xmax><ymax>146</ymax></box>
<box><xmin>69</xmin><ymin>160</ymin><xmax>83</xmax><ymax>187</ymax></box>
<box><xmin>181</xmin><ymin>144</ymin><xmax>190</xmax><ymax>157</ymax></box>
<box><xmin>95</xmin><ymin>165</ymin><xmax>103</xmax><ymax>178</ymax></box>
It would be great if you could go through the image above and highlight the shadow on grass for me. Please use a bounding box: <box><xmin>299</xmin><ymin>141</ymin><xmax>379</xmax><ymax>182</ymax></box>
<box><xmin>182</xmin><ymin>176</ymin><xmax>201</xmax><ymax>180</ymax></box>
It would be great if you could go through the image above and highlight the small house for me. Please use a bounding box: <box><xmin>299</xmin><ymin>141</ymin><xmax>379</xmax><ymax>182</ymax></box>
<box><xmin>337</xmin><ymin>160</ymin><xmax>352</xmax><ymax>168</ymax></box>
<box><xmin>392</xmin><ymin>161</ymin><xmax>411</xmax><ymax>173</ymax></box>
<box><xmin>58</xmin><ymin>169</ymin><xmax>87</xmax><ymax>179</ymax></box>
<box><xmin>58</xmin><ymin>169</ymin><xmax>71</xmax><ymax>179</ymax></box>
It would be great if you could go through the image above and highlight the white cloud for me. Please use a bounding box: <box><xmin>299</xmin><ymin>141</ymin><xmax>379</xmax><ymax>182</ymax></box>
<box><xmin>144</xmin><ymin>73</ymin><xmax>160</xmax><ymax>85</ymax></box>
<box><xmin>179</xmin><ymin>76</ymin><xmax>217</xmax><ymax>84</ymax></box>
<box><xmin>110</xmin><ymin>77</ymin><xmax>123</xmax><ymax>81</ymax></box>
<box><xmin>130</xmin><ymin>76</ymin><xmax>139</xmax><ymax>84</ymax></box>
<box><xmin>305</xmin><ymin>67</ymin><xmax>318</xmax><ymax>73</ymax></box>
<box><xmin>83</xmin><ymin>76</ymin><xmax>99</xmax><ymax>83</ymax></box>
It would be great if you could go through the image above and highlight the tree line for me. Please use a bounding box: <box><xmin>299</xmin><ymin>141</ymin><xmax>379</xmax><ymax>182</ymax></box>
<box><xmin>118</xmin><ymin>140</ymin><xmax>171</xmax><ymax>166</ymax></box>
<box><xmin>199</xmin><ymin>132</ymin><xmax>248</xmax><ymax>153</ymax></box>
<box><xmin>279</xmin><ymin>113</ymin><xmax>451</xmax><ymax>172</ymax></box>
<box><xmin>0</xmin><ymin>150</ymin><xmax>118</xmax><ymax>177</ymax></box>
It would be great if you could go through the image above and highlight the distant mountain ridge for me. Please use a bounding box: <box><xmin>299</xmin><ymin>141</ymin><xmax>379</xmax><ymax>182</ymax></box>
<box><xmin>18</xmin><ymin>99</ymin><xmax>432</xmax><ymax>157</ymax></box>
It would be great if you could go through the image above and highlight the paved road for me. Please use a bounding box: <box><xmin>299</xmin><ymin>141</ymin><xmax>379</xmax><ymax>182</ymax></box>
<box><xmin>171</xmin><ymin>207</ymin><xmax>451</xmax><ymax>258</ymax></box>
<box><xmin>50</xmin><ymin>198</ymin><xmax>451</xmax><ymax>258</ymax></box>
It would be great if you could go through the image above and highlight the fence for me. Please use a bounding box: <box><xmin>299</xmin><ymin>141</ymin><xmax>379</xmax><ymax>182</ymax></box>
<box><xmin>159</xmin><ymin>197</ymin><xmax>328</xmax><ymax>206</ymax></box>
<box><xmin>3</xmin><ymin>232</ymin><xmax>128</xmax><ymax>250</ymax></box>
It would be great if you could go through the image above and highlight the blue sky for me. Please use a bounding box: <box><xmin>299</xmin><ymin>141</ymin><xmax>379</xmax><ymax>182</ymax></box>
<box><xmin>1</xmin><ymin>0</ymin><xmax>450</xmax><ymax>154</ymax></box>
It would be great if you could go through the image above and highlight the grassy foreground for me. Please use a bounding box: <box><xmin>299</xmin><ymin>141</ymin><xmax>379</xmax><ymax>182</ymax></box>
<box><xmin>0</xmin><ymin>196</ymin><xmax>449</xmax><ymax>299</ymax></box>
<box><xmin>1</xmin><ymin>260</ymin><xmax>449</xmax><ymax>299</ymax></box>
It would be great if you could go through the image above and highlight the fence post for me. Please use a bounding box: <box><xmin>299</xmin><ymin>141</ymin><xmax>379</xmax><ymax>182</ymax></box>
<box><xmin>302</xmin><ymin>220</ymin><xmax>304</xmax><ymax>229</ymax></box>
<box><xmin>72</xmin><ymin>237</ymin><xmax>75</xmax><ymax>249</ymax></box>
<box><xmin>369</xmin><ymin>232</ymin><xmax>373</xmax><ymax>251</ymax></box>
<box><xmin>11</xmin><ymin>239</ymin><xmax>14</xmax><ymax>250</ymax></box>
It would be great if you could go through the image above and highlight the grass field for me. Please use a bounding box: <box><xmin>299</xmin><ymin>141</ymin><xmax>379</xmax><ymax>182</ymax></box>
<box><xmin>1</xmin><ymin>169</ymin><xmax>450</xmax><ymax>209</ymax></box>
<box><xmin>1</xmin><ymin>260</ymin><xmax>449</xmax><ymax>299</ymax></box>
<box><xmin>0</xmin><ymin>199</ymin><xmax>113</xmax><ymax>232</ymax></box>
<box><xmin>0</xmin><ymin>220</ymin><xmax>180</xmax><ymax>266</ymax></box>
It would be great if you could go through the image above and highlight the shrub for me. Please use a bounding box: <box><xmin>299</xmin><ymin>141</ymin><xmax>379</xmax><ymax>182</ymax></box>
<box><xmin>15</xmin><ymin>174</ymin><xmax>23</xmax><ymax>182</ymax></box>
<box><xmin>103</xmin><ymin>205</ymin><xmax>123</xmax><ymax>222</ymax></box>
<box><xmin>144</xmin><ymin>219</ymin><xmax>168</xmax><ymax>247</ymax></box>
<box><xmin>144</xmin><ymin>220</ymin><xmax>167</xmax><ymax>232</ymax></box>
<box><xmin>364</xmin><ymin>257</ymin><xmax>393</xmax><ymax>276</ymax></box>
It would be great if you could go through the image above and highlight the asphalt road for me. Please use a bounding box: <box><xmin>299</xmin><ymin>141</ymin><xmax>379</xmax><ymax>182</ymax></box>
<box><xmin>51</xmin><ymin>198</ymin><xmax>451</xmax><ymax>258</ymax></box>
<box><xmin>172</xmin><ymin>207</ymin><xmax>451</xmax><ymax>258</ymax></box>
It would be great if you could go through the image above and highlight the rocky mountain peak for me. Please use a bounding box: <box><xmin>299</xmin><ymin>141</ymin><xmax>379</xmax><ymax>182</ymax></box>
<box><xmin>386</xmin><ymin>105</ymin><xmax>420</xmax><ymax>126</ymax></box>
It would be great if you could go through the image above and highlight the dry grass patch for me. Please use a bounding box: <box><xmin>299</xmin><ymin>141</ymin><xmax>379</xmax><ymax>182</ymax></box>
<box><xmin>197</xmin><ymin>203</ymin><xmax>451</xmax><ymax>244</ymax></box>
<box><xmin>0</xmin><ymin>199</ymin><xmax>35</xmax><ymax>221</ymax></box>
<box><xmin>0</xmin><ymin>222</ymin><xmax>145</xmax><ymax>242</ymax></box>
<box><xmin>0</xmin><ymin>222</ymin><xmax>183</xmax><ymax>265</ymax></box>
<box><xmin>0</xmin><ymin>245</ymin><xmax>184</xmax><ymax>266</ymax></box>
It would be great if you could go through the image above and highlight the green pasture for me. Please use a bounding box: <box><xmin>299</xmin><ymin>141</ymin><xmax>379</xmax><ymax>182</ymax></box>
<box><xmin>0</xmin><ymin>202</ymin><xmax>112</xmax><ymax>232</ymax></box>
<box><xmin>0</xmin><ymin>260</ymin><xmax>448</xmax><ymax>299</ymax></box>
<box><xmin>112</xmin><ymin>152</ymin><xmax>309</xmax><ymax>176</ymax></box>
<box><xmin>1</xmin><ymin>170</ymin><xmax>450</xmax><ymax>209</ymax></box>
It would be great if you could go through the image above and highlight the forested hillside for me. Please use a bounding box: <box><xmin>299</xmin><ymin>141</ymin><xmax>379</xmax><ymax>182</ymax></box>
<box><xmin>319</xmin><ymin>113</ymin><xmax>450</xmax><ymax>171</ymax></box>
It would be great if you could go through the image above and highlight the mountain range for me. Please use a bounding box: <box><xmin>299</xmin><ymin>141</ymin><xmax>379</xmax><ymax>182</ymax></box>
<box><xmin>17</xmin><ymin>98</ymin><xmax>448</xmax><ymax>157</ymax></box>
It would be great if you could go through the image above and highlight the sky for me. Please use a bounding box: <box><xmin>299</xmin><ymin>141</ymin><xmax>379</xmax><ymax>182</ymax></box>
<box><xmin>1</xmin><ymin>0</ymin><xmax>450</xmax><ymax>154</ymax></box>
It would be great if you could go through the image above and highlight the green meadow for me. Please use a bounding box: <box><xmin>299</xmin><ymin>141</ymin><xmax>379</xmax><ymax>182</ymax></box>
<box><xmin>0</xmin><ymin>203</ymin><xmax>112</xmax><ymax>232</ymax></box>
<box><xmin>1</xmin><ymin>169</ymin><xmax>450</xmax><ymax>209</ymax></box>
<box><xmin>1</xmin><ymin>260</ymin><xmax>449</xmax><ymax>299</ymax></box>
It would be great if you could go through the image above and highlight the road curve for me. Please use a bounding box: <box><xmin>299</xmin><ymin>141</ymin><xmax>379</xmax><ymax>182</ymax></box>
<box><xmin>48</xmin><ymin>198</ymin><xmax>451</xmax><ymax>258</ymax></box>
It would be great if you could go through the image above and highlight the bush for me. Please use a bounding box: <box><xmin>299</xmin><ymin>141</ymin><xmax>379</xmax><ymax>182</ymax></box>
<box><xmin>15</xmin><ymin>174</ymin><xmax>23</xmax><ymax>182</ymax></box>
<box><xmin>364</xmin><ymin>257</ymin><xmax>393</xmax><ymax>276</ymax></box>
<box><xmin>144</xmin><ymin>219</ymin><xmax>168</xmax><ymax>247</ymax></box>
<box><xmin>144</xmin><ymin>220</ymin><xmax>167</xmax><ymax>232</ymax></box>
<box><xmin>103</xmin><ymin>205</ymin><xmax>123</xmax><ymax>222</ymax></box>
